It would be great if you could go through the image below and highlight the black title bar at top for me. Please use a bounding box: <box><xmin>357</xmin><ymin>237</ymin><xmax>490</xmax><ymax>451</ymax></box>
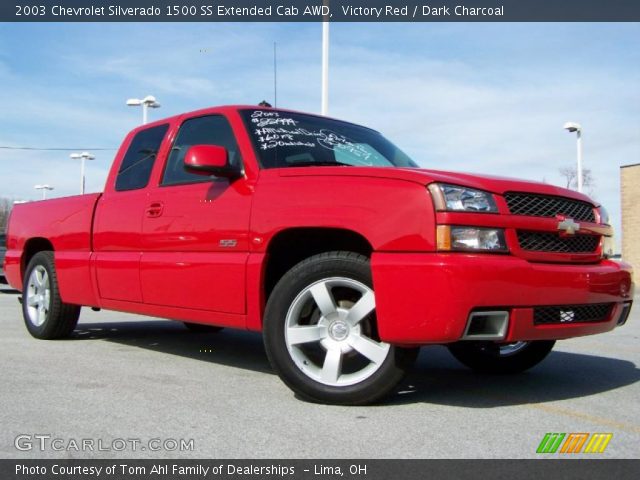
<box><xmin>2</xmin><ymin>0</ymin><xmax>640</xmax><ymax>22</ymax></box>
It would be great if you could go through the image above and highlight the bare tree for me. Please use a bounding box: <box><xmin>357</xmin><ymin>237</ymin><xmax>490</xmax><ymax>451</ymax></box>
<box><xmin>558</xmin><ymin>166</ymin><xmax>576</xmax><ymax>189</ymax></box>
<box><xmin>558</xmin><ymin>166</ymin><xmax>595</xmax><ymax>196</ymax></box>
<box><xmin>0</xmin><ymin>198</ymin><xmax>14</xmax><ymax>233</ymax></box>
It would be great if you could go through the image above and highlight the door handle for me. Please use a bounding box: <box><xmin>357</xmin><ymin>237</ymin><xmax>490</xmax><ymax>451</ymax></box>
<box><xmin>145</xmin><ymin>202</ymin><xmax>164</xmax><ymax>218</ymax></box>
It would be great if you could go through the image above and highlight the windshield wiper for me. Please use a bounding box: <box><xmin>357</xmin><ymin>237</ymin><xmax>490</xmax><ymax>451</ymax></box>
<box><xmin>286</xmin><ymin>161</ymin><xmax>353</xmax><ymax>168</ymax></box>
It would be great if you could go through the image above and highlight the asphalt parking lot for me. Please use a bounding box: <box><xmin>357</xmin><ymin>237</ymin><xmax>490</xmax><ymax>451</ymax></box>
<box><xmin>0</xmin><ymin>279</ymin><xmax>638</xmax><ymax>459</ymax></box>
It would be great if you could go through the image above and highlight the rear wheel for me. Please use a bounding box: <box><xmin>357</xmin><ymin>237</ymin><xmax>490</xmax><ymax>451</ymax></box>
<box><xmin>263</xmin><ymin>251</ymin><xmax>418</xmax><ymax>405</ymax></box>
<box><xmin>183</xmin><ymin>322</ymin><xmax>223</xmax><ymax>333</ymax></box>
<box><xmin>22</xmin><ymin>251</ymin><xmax>80</xmax><ymax>339</ymax></box>
<box><xmin>448</xmin><ymin>340</ymin><xmax>555</xmax><ymax>374</ymax></box>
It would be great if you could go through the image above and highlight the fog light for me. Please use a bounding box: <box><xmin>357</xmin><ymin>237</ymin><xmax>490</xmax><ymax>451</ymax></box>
<box><xmin>437</xmin><ymin>225</ymin><xmax>507</xmax><ymax>252</ymax></box>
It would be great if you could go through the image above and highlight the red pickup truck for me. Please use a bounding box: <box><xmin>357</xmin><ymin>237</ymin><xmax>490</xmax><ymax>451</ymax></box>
<box><xmin>3</xmin><ymin>105</ymin><xmax>634</xmax><ymax>405</ymax></box>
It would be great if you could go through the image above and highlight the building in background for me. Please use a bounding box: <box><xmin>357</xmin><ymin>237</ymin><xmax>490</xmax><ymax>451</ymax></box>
<box><xmin>621</xmin><ymin>163</ymin><xmax>639</xmax><ymax>283</ymax></box>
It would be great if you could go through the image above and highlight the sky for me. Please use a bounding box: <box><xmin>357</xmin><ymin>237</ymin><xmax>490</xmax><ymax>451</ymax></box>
<box><xmin>0</xmin><ymin>22</ymin><xmax>638</xmax><ymax>247</ymax></box>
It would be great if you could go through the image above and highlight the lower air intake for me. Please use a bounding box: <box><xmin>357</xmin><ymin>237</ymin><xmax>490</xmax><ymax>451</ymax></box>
<box><xmin>534</xmin><ymin>303</ymin><xmax>613</xmax><ymax>325</ymax></box>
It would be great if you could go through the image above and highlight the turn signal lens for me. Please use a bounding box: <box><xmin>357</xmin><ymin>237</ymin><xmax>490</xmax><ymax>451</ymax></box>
<box><xmin>436</xmin><ymin>225</ymin><xmax>452</xmax><ymax>250</ymax></box>
<box><xmin>602</xmin><ymin>235</ymin><xmax>615</xmax><ymax>259</ymax></box>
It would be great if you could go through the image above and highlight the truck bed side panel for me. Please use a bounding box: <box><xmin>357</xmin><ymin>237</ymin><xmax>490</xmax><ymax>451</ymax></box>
<box><xmin>5</xmin><ymin>194</ymin><xmax>101</xmax><ymax>307</ymax></box>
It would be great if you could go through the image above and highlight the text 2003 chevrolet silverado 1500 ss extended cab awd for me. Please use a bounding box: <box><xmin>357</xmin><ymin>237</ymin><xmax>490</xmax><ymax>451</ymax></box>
<box><xmin>3</xmin><ymin>106</ymin><xmax>634</xmax><ymax>405</ymax></box>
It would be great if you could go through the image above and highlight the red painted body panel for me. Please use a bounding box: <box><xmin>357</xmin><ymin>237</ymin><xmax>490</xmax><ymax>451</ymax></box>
<box><xmin>93</xmin><ymin>190</ymin><xmax>148</xmax><ymax>303</ymax></box>
<box><xmin>3</xmin><ymin>105</ymin><xmax>634</xmax><ymax>346</ymax></box>
<box><xmin>140</xmin><ymin>252</ymin><xmax>247</xmax><ymax>313</ymax></box>
<box><xmin>98</xmin><ymin>298</ymin><xmax>245</xmax><ymax>329</ymax></box>
<box><xmin>55</xmin><ymin>252</ymin><xmax>95</xmax><ymax>306</ymax></box>
<box><xmin>3</xmin><ymin>252</ymin><xmax>21</xmax><ymax>289</ymax></box>
<box><xmin>372</xmin><ymin>253</ymin><xmax>633</xmax><ymax>344</ymax></box>
<box><xmin>140</xmin><ymin>179</ymin><xmax>252</xmax><ymax>314</ymax></box>
<box><xmin>4</xmin><ymin>194</ymin><xmax>100</xmax><ymax>306</ymax></box>
<box><xmin>93</xmin><ymin>252</ymin><xmax>142</xmax><ymax>302</ymax></box>
<box><xmin>245</xmin><ymin>253</ymin><xmax>267</xmax><ymax>332</ymax></box>
<box><xmin>250</xmin><ymin>169</ymin><xmax>435</xmax><ymax>252</ymax></box>
<box><xmin>280</xmin><ymin>166</ymin><xmax>596</xmax><ymax>203</ymax></box>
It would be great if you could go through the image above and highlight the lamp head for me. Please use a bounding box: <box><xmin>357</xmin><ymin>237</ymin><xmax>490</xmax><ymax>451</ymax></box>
<box><xmin>70</xmin><ymin>152</ymin><xmax>95</xmax><ymax>160</ymax></box>
<box><xmin>563</xmin><ymin>122</ymin><xmax>582</xmax><ymax>133</ymax></box>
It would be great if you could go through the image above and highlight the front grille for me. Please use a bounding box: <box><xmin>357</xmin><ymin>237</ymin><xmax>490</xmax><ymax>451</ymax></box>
<box><xmin>505</xmin><ymin>193</ymin><xmax>595</xmax><ymax>222</ymax></box>
<box><xmin>534</xmin><ymin>303</ymin><xmax>613</xmax><ymax>325</ymax></box>
<box><xmin>517</xmin><ymin>231</ymin><xmax>599</xmax><ymax>253</ymax></box>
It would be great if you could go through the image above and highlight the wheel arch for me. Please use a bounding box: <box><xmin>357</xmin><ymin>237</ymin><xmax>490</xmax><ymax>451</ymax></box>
<box><xmin>245</xmin><ymin>227</ymin><xmax>374</xmax><ymax>332</ymax></box>
<box><xmin>22</xmin><ymin>237</ymin><xmax>54</xmax><ymax>278</ymax></box>
<box><xmin>263</xmin><ymin>227</ymin><xmax>373</xmax><ymax>302</ymax></box>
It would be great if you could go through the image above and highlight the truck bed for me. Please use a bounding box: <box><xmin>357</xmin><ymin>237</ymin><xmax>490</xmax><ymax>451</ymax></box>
<box><xmin>4</xmin><ymin>194</ymin><xmax>101</xmax><ymax>305</ymax></box>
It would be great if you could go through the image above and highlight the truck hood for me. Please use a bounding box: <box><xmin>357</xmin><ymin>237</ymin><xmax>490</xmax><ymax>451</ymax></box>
<box><xmin>278</xmin><ymin>166</ymin><xmax>596</xmax><ymax>205</ymax></box>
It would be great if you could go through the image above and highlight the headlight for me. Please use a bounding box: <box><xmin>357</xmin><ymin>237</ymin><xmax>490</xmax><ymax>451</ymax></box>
<box><xmin>428</xmin><ymin>183</ymin><xmax>498</xmax><ymax>213</ymax></box>
<box><xmin>597</xmin><ymin>205</ymin><xmax>610</xmax><ymax>225</ymax></box>
<box><xmin>437</xmin><ymin>226</ymin><xmax>508</xmax><ymax>252</ymax></box>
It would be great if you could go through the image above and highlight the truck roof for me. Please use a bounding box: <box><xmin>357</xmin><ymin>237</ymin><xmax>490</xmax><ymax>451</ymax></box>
<box><xmin>132</xmin><ymin>104</ymin><xmax>378</xmax><ymax>134</ymax></box>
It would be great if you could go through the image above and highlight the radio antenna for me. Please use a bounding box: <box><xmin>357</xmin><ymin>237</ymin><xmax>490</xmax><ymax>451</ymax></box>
<box><xmin>273</xmin><ymin>42</ymin><xmax>278</xmax><ymax>107</ymax></box>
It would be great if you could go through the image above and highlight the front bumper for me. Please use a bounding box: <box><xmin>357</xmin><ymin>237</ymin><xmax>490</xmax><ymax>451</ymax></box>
<box><xmin>371</xmin><ymin>253</ymin><xmax>634</xmax><ymax>345</ymax></box>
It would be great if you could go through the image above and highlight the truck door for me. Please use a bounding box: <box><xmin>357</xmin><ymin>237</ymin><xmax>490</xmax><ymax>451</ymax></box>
<box><xmin>139</xmin><ymin>114</ymin><xmax>252</xmax><ymax>314</ymax></box>
<box><xmin>93</xmin><ymin>124</ymin><xmax>169</xmax><ymax>303</ymax></box>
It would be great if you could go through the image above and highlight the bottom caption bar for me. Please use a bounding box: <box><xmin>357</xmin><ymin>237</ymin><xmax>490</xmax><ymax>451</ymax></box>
<box><xmin>2</xmin><ymin>459</ymin><xmax>638</xmax><ymax>479</ymax></box>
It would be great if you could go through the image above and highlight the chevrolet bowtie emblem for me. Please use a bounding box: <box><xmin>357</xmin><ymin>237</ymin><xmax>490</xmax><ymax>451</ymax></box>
<box><xmin>557</xmin><ymin>217</ymin><xmax>580</xmax><ymax>235</ymax></box>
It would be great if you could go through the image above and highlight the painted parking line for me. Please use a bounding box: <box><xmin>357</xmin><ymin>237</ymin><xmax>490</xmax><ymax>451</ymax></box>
<box><xmin>527</xmin><ymin>402</ymin><xmax>640</xmax><ymax>434</ymax></box>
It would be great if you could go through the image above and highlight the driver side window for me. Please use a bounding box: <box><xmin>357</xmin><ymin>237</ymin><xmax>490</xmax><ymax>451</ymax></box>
<box><xmin>162</xmin><ymin>115</ymin><xmax>241</xmax><ymax>186</ymax></box>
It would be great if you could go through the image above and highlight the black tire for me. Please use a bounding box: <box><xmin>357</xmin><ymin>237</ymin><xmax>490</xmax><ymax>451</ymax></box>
<box><xmin>448</xmin><ymin>340</ymin><xmax>555</xmax><ymax>374</ymax></box>
<box><xmin>22</xmin><ymin>251</ymin><xmax>80</xmax><ymax>339</ymax></box>
<box><xmin>263</xmin><ymin>251</ymin><xmax>418</xmax><ymax>405</ymax></box>
<box><xmin>183</xmin><ymin>322</ymin><xmax>224</xmax><ymax>333</ymax></box>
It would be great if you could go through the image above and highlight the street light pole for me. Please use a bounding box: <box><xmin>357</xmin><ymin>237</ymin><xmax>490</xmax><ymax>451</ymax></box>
<box><xmin>576</xmin><ymin>129</ymin><xmax>583</xmax><ymax>193</ymax></box>
<box><xmin>70</xmin><ymin>152</ymin><xmax>95</xmax><ymax>194</ymax></box>
<box><xmin>563</xmin><ymin>122</ymin><xmax>583</xmax><ymax>193</ymax></box>
<box><xmin>126</xmin><ymin>95</ymin><xmax>161</xmax><ymax>125</ymax></box>
<box><xmin>34</xmin><ymin>185</ymin><xmax>53</xmax><ymax>200</ymax></box>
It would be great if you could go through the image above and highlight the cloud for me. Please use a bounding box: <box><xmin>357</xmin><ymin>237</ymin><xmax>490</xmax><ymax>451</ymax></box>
<box><xmin>0</xmin><ymin>22</ymin><xmax>638</xmax><ymax>248</ymax></box>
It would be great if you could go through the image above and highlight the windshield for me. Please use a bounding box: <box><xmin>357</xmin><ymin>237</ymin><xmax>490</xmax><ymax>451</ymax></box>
<box><xmin>240</xmin><ymin>109</ymin><xmax>418</xmax><ymax>169</ymax></box>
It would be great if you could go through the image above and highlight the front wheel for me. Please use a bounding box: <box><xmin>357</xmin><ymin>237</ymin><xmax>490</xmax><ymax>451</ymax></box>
<box><xmin>448</xmin><ymin>340</ymin><xmax>555</xmax><ymax>374</ymax></box>
<box><xmin>22</xmin><ymin>251</ymin><xmax>80</xmax><ymax>339</ymax></box>
<box><xmin>263</xmin><ymin>252</ymin><xmax>418</xmax><ymax>405</ymax></box>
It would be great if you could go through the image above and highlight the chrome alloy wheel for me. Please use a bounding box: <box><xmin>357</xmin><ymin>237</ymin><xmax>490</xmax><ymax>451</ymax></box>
<box><xmin>284</xmin><ymin>277</ymin><xmax>390</xmax><ymax>387</ymax></box>
<box><xmin>26</xmin><ymin>265</ymin><xmax>51</xmax><ymax>327</ymax></box>
<box><xmin>498</xmin><ymin>341</ymin><xmax>529</xmax><ymax>356</ymax></box>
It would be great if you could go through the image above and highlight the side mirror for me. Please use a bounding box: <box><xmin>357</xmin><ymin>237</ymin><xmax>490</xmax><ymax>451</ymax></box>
<box><xmin>184</xmin><ymin>145</ymin><xmax>240</xmax><ymax>179</ymax></box>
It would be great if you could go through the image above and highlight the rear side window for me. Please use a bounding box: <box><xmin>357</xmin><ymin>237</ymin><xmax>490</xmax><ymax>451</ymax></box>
<box><xmin>115</xmin><ymin>124</ymin><xmax>169</xmax><ymax>191</ymax></box>
<box><xmin>162</xmin><ymin>115</ymin><xmax>241</xmax><ymax>186</ymax></box>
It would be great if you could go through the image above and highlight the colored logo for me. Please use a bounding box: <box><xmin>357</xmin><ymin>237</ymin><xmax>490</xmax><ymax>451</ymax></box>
<box><xmin>537</xmin><ymin>433</ymin><xmax>612</xmax><ymax>454</ymax></box>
